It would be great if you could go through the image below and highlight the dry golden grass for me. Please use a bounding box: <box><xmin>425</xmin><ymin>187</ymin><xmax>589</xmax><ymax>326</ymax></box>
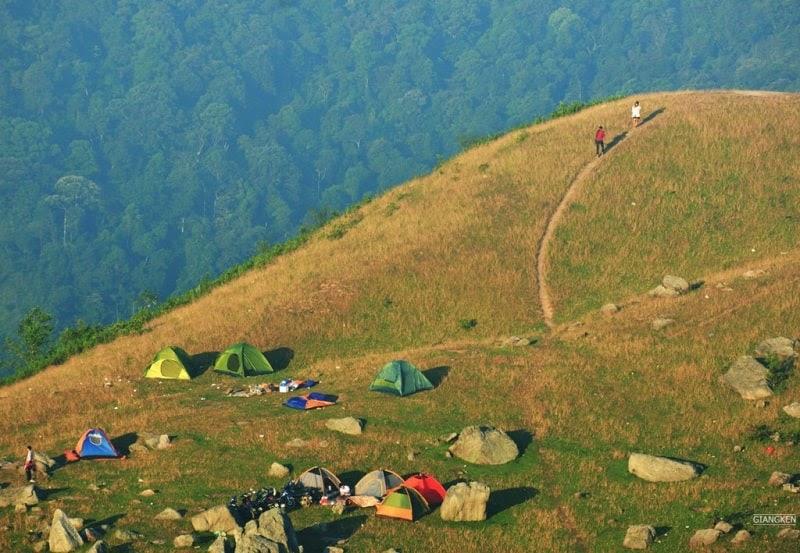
<box><xmin>1</xmin><ymin>92</ymin><xmax>800</xmax><ymax>552</ymax></box>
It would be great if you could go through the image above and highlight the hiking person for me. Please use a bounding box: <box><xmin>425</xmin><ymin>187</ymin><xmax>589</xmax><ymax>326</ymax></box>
<box><xmin>631</xmin><ymin>101</ymin><xmax>641</xmax><ymax>127</ymax></box>
<box><xmin>594</xmin><ymin>126</ymin><xmax>606</xmax><ymax>157</ymax></box>
<box><xmin>23</xmin><ymin>445</ymin><xmax>36</xmax><ymax>482</ymax></box>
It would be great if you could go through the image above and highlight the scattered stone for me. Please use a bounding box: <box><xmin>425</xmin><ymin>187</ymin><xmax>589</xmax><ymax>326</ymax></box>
<box><xmin>154</xmin><ymin>508</ymin><xmax>182</xmax><ymax>521</ymax></box>
<box><xmin>407</xmin><ymin>451</ymin><xmax>416</xmax><ymax>461</ymax></box>
<box><xmin>324</xmin><ymin>547</ymin><xmax>344</xmax><ymax>553</ymax></box>
<box><xmin>733</xmin><ymin>445</ymin><xmax>743</xmax><ymax>452</ymax></box>
<box><xmin>208</xmin><ymin>535</ymin><xmax>233</xmax><ymax>553</ymax></box>
<box><xmin>771</xmin><ymin>432</ymin><xmax>781</xmax><ymax>442</ymax></box>
<box><xmin>783</xmin><ymin>402</ymin><xmax>800</xmax><ymax>418</ymax></box>
<box><xmin>714</xmin><ymin>521</ymin><xmax>733</xmax><ymax>534</ymax></box>
<box><xmin>721</xmin><ymin>356</ymin><xmax>772</xmax><ymax>400</ymax></box>
<box><xmin>236</xmin><ymin>534</ymin><xmax>283</xmax><ymax>553</ymax></box>
<box><xmin>113</xmin><ymin>529</ymin><xmax>143</xmax><ymax>542</ymax></box>
<box><xmin>445</xmin><ymin>451</ymin><xmax>453</xmax><ymax>458</ymax></box>
<box><xmin>600</xmin><ymin>303</ymin><xmax>619</xmax><ymax>315</ymax></box>
<box><xmin>268</xmin><ymin>462</ymin><xmax>291</xmax><ymax>478</ymax></box>
<box><xmin>689</xmin><ymin>529</ymin><xmax>720</xmax><ymax>547</ymax></box>
<box><xmin>573</xmin><ymin>491</ymin><xmax>589</xmax><ymax>499</ymax></box>
<box><xmin>33</xmin><ymin>541</ymin><xmax>48</xmax><ymax>553</ymax></box>
<box><xmin>439</xmin><ymin>432</ymin><xmax>458</xmax><ymax>444</ymax></box>
<box><xmin>0</xmin><ymin>484</ymin><xmax>40</xmax><ymax>508</ymax></box>
<box><xmin>129</xmin><ymin>443</ymin><xmax>149</xmax><ymax>454</ymax></box>
<box><xmin>137</xmin><ymin>432</ymin><xmax>172</xmax><ymax>451</ymax></box>
<box><xmin>662</xmin><ymin>275</ymin><xmax>690</xmax><ymax>293</ymax></box>
<box><xmin>768</xmin><ymin>471</ymin><xmax>792</xmax><ymax>487</ymax></box>
<box><xmin>755</xmin><ymin>337</ymin><xmax>797</xmax><ymax>363</ymax></box>
<box><xmin>286</xmin><ymin>438</ymin><xmax>308</xmax><ymax>448</ymax></box>
<box><xmin>777</xmin><ymin>528</ymin><xmax>800</xmax><ymax>540</ymax></box>
<box><xmin>256</xmin><ymin>508</ymin><xmax>300</xmax><ymax>552</ymax></box>
<box><xmin>440</xmin><ymin>481</ymin><xmax>490</xmax><ymax>521</ymax></box>
<box><xmin>173</xmin><ymin>534</ymin><xmax>195</xmax><ymax>548</ymax></box>
<box><xmin>191</xmin><ymin>505</ymin><xmax>239</xmax><ymax>533</ymax></box>
<box><xmin>449</xmin><ymin>426</ymin><xmax>520</xmax><ymax>465</ymax></box>
<box><xmin>48</xmin><ymin>509</ymin><xmax>84</xmax><ymax>552</ymax></box>
<box><xmin>783</xmin><ymin>483</ymin><xmax>800</xmax><ymax>493</ymax></box>
<box><xmin>730</xmin><ymin>530</ymin><xmax>750</xmax><ymax>544</ymax></box>
<box><xmin>742</xmin><ymin>269</ymin><xmax>766</xmax><ymax>279</ymax></box>
<box><xmin>139</xmin><ymin>488</ymin><xmax>156</xmax><ymax>497</ymax></box>
<box><xmin>648</xmin><ymin>285</ymin><xmax>679</xmax><ymax>298</ymax></box>
<box><xmin>68</xmin><ymin>518</ymin><xmax>84</xmax><ymax>532</ymax></box>
<box><xmin>623</xmin><ymin>525</ymin><xmax>656</xmax><ymax>550</ymax></box>
<box><xmin>502</xmin><ymin>336</ymin><xmax>531</xmax><ymax>347</ymax></box>
<box><xmin>382</xmin><ymin>550</ymin><xmax>400</xmax><ymax>553</ymax></box>
<box><xmin>14</xmin><ymin>503</ymin><xmax>27</xmax><ymax>513</ymax></box>
<box><xmin>325</xmin><ymin>417</ymin><xmax>363</xmax><ymax>436</ymax></box>
<box><xmin>756</xmin><ymin>399</ymin><xmax>768</xmax><ymax>408</ymax></box>
<box><xmin>651</xmin><ymin>318</ymin><xmax>675</xmax><ymax>330</ymax></box>
<box><xmin>628</xmin><ymin>453</ymin><xmax>702</xmax><ymax>482</ymax></box>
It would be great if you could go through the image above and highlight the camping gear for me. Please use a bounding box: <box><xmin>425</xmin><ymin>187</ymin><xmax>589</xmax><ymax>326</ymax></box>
<box><xmin>144</xmin><ymin>346</ymin><xmax>194</xmax><ymax>380</ymax></box>
<box><xmin>213</xmin><ymin>342</ymin><xmax>274</xmax><ymax>377</ymax></box>
<box><xmin>404</xmin><ymin>473</ymin><xmax>446</xmax><ymax>506</ymax></box>
<box><xmin>354</xmin><ymin>469</ymin><xmax>404</xmax><ymax>498</ymax></box>
<box><xmin>284</xmin><ymin>392</ymin><xmax>337</xmax><ymax>410</ymax></box>
<box><xmin>73</xmin><ymin>428</ymin><xmax>122</xmax><ymax>460</ymax></box>
<box><xmin>295</xmin><ymin>466</ymin><xmax>341</xmax><ymax>501</ymax></box>
<box><xmin>376</xmin><ymin>485</ymin><xmax>430</xmax><ymax>521</ymax></box>
<box><xmin>229</xmin><ymin>481</ymin><xmax>308</xmax><ymax>520</ymax></box>
<box><xmin>369</xmin><ymin>360</ymin><xmax>433</xmax><ymax>396</ymax></box>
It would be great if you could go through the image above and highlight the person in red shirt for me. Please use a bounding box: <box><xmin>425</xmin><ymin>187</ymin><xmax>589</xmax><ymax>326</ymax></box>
<box><xmin>595</xmin><ymin>126</ymin><xmax>606</xmax><ymax>157</ymax></box>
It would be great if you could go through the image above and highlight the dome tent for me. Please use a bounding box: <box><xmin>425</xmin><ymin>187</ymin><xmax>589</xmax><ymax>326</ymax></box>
<box><xmin>369</xmin><ymin>360</ymin><xmax>433</xmax><ymax>396</ymax></box>
<box><xmin>213</xmin><ymin>342</ymin><xmax>274</xmax><ymax>377</ymax></box>
<box><xmin>144</xmin><ymin>346</ymin><xmax>194</xmax><ymax>380</ymax></box>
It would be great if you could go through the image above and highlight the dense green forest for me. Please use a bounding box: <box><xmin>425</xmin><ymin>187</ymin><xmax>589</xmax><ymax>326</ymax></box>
<box><xmin>1</xmin><ymin>0</ymin><xmax>798</xmax><ymax>373</ymax></box>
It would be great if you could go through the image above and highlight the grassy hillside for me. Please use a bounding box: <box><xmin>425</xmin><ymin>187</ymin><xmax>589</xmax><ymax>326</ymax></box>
<box><xmin>1</xmin><ymin>92</ymin><xmax>799</xmax><ymax>552</ymax></box>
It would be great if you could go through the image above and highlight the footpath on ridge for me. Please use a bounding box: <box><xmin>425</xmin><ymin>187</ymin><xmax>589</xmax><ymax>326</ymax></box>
<box><xmin>535</xmin><ymin>113</ymin><xmax>662</xmax><ymax>328</ymax></box>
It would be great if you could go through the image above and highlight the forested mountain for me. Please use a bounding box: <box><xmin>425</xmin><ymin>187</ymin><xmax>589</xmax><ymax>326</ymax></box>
<box><xmin>1</xmin><ymin>0</ymin><xmax>798</xmax><ymax>370</ymax></box>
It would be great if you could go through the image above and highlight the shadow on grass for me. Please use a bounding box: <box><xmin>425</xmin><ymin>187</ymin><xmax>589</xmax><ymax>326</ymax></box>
<box><xmin>111</xmin><ymin>433</ymin><xmax>138</xmax><ymax>456</ymax></box>
<box><xmin>423</xmin><ymin>366</ymin><xmax>450</xmax><ymax>388</ymax></box>
<box><xmin>640</xmin><ymin>107</ymin><xmax>665</xmax><ymax>126</ymax></box>
<box><xmin>487</xmin><ymin>486</ymin><xmax>538</xmax><ymax>518</ymax></box>
<box><xmin>265</xmin><ymin>347</ymin><xmax>294</xmax><ymax>371</ymax></box>
<box><xmin>87</xmin><ymin>512</ymin><xmax>126</xmax><ymax>528</ymax></box>
<box><xmin>605</xmin><ymin>107</ymin><xmax>665</xmax><ymax>153</ymax></box>
<box><xmin>507</xmin><ymin>429</ymin><xmax>534</xmax><ymax>456</ymax></box>
<box><xmin>40</xmin><ymin>487</ymin><xmax>70</xmax><ymax>500</ymax></box>
<box><xmin>338</xmin><ymin>470</ymin><xmax>366</xmax><ymax>487</ymax></box>
<box><xmin>110</xmin><ymin>545</ymin><xmax>134</xmax><ymax>553</ymax></box>
<box><xmin>654</xmin><ymin>526</ymin><xmax>671</xmax><ymax>538</ymax></box>
<box><xmin>297</xmin><ymin>514</ymin><xmax>368</xmax><ymax>553</ymax></box>
<box><xmin>190</xmin><ymin>351</ymin><xmax>219</xmax><ymax>377</ymax></box>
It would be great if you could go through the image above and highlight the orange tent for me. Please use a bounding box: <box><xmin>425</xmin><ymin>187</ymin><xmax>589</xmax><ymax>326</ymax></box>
<box><xmin>404</xmin><ymin>473</ymin><xmax>446</xmax><ymax>506</ymax></box>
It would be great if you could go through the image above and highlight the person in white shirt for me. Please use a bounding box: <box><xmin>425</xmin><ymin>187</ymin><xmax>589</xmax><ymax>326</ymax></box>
<box><xmin>24</xmin><ymin>445</ymin><xmax>36</xmax><ymax>482</ymax></box>
<box><xmin>632</xmin><ymin>101</ymin><xmax>642</xmax><ymax>127</ymax></box>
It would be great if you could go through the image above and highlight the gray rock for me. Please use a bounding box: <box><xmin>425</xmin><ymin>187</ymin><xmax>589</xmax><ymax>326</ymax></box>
<box><xmin>601</xmin><ymin>303</ymin><xmax>619</xmax><ymax>315</ymax></box>
<box><xmin>662</xmin><ymin>275</ymin><xmax>689</xmax><ymax>293</ymax></box>
<box><xmin>742</xmin><ymin>269</ymin><xmax>766</xmax><ymax>279</ymax></box>
<box><xmin>784</xmin><ymin>483</ymin><xmax>800</xmax><ymax>493</ymax></box>
<box><xmin>208</xmin><ymin>535</ymin><xmax>233</xmax><ymax>553</ymax></box>
<box><xmin>783</xmin><ymin>402</ymin><xmax>800</xmax><ymax>418</ymax></box>
<box><xmin>154</xmin><ymin>507</ymin><xmax>182</xmax><ymax>521</ymax></box>
<box><xmin>48</xmin><ymin>509</ymin><xmax>84</xmax><ymax>552</ymax></box>
<box><xmin>0</xmin><ymin>484</ymin><xmax>40</xmax><ymax>508</ymax></box>
<box><xmin>651</xmin><ymin>318</ymin><xmax>675</xmax><ymax>331</ymax></box>
<box><xmin>440</xmin><ymin>481</ymin><xmax>490</xmax><ymax>521</ymax></box>
<box><xmin>323</xmin><ymin>547</ymin><xmax>344</xmax><ymax>553</ymax></box>
<box><xmin>628</xmin><ymin>453</ymin><xmax>702</xmax><ymax>482</ymax></box>
<box><xmin>174</xmin><ymin>534</ymin><xmax>195</xmax><ymax>548</ymax></box>
<box><xmin>325</xmin><ymin>417</ymin><xmax>363</xmax><ymax>436</ymax></box>
<box><xmin>139</xmin><ymin>488</ymin><xmax>156</xmax><ymax>497</ymax></box>
<box><xmin>236</xmin><ymin>534</ymin><xmax>281</xmax><ymax>553</ymax></box>
<box><xmin>502</xmin><ymin>336</ymin><xmax>530</xmax><ymax>347</ymax></box>
<box><xmin>14</xmin><ymin>503</ymin><xmax>26</xmax><ymax>513</ymax></box>
<box><xmin>648</xmin><ymin>285</ymin><xmax>679</xmax><ymax>298</ymax></box>
<box><xmin>722</xmin><ymin>356</ymin><xmax>772</xmax><ymax>400</ymax></box>
<box><xmin>713</xmin><ymin>521</ymin><xmax>733</xmax><ymax>534</ymax></box>
<box><xmin>113</xmin><ymin>529</ymin><xmax>143</xmax><ymax>542</ymax></box>
<box><xmin>449</xmin><ymin>426</ymin><xmax>520</xmax><ymax>465</ymax></box>
<box><xmin>191</xmin><ymin>505</ymin><xmax>239</xmax><ymax>533</ymax></box>
<box><xmin>768</xmin><ymin>471</ymin><xmax>792</xmax><ymax>487</ymax></box>
<box><xmin>439</xmin><ymin>432</ymin><xmax>458</xmax><ymax>444</ymax></box>
<box><xmin>777</xmin><ymin>528</ymin><xmax>800</xmax><ymax>540</ymax></box>
<box><xmin>268</xmin><ymin>462</ymin><xmax>291</xmax><ymax>478</ymax></box>
<box><xmin>285</xmin><ymin>438</ymin><xmax>307</xmax><ymax>448</ymax></box>
<box><xmin>755</xmin><ymin>337</ymin><xmax>797</xmax><ymax>362</ymax></box>
<box><xmin>257</xmin><ymin>508</ymin><xmax>299</xmax><ymax>552</ymax></box>
<box><xmin>157</xmin><ymin>434</ymin><xmax>172</xmax><ymax>449</ymax></box>
<box><xmin>68</xmin><ymin>518</ymin><xmax>84</xmax><ymax>531</ymax></box>
<box><xmin>87</xmin><ymin>541</ymin><xmax>109</xmax><ymax>553</ymax></box>
<box><xmin>689</xmin><ymin>528</ymin><xmax>720</xmax><ymax>547</ymax></box>
<box><xmin>623</xmin><ymin>525</ymin><xmax>656</xmax><ymax>549</ymax></box>
<box><xmin>730</xmin><ymin>530</ymin><xmax>750</xmax><ymax>544</ymax></box>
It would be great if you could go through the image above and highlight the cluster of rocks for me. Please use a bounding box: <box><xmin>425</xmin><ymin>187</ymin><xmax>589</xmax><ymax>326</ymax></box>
<box><xmin>46</xmin><ymin>509</ymin><xmax>115</xmax><ymax>553</ymax></box>
<box><xmin>447</xmin><ymin>426</ymin><xmax>520</xmax><ymax>465</ymax></box>
<box><xmin>649</xmin><ymin>275</ymin><xmax>701</xmax><ymax>298</ymax></box>
<box><xmin>129</xmin><ymin>432</ymin><xmax>172</xmax><ymax>453</ymax></box>
<box><xmin>688</xmin><ymin>521</ymin><xmax>749</xmax><ymax>548</ymax></box>
<box><xmin>722</xmin><ymin>337</ymin><xmax>797</xmax><ymax>400</ymax></box>
<box><xmin>191</xmin><ymin>505</ymin><xmax>299</xmax><ymax>553</ymax></box>
<box><xmin>768</xmin><ymin>471</ymin><xmax>800</xmax><ymax>494</ymax></box>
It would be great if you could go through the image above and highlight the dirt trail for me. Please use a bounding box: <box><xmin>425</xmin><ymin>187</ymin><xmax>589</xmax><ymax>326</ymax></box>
<box><xmin>536</xmin><ymin>114</ymin><xmax>663</xmax><ymax>328</ymax></box>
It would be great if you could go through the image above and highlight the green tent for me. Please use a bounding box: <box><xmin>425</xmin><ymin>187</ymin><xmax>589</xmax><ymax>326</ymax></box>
<box><xmin>213</xmin><ymin>342</ymin><xmax>274</xmax><ymax>377</ymax></box>
<box><xmin>369</xmin><ymin>360</ymin><xmax>433</xmax><ymax>396</ymax></box>
<box><xmin>144</xmin><ymin>346</ymin><xmax>194</xmax><ymax>380</ymax></box>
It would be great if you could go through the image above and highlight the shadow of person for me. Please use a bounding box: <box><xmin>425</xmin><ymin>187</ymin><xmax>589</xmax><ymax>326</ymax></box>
<box><xmin>640</xmin><ymin>107</ymin><xmax>666</xmax><ymax>126</ymax></box>
<box><xmin>265</xmin><ymin>347</ymin><xmax>294</xmax><ymax>371</ymax></box>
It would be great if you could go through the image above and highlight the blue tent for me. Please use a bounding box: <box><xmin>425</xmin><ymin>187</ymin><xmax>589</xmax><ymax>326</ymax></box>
<box><xmin>75</xmin><ymin>428</ymin><xmax>121</xmax><ymax>459</ymax></box>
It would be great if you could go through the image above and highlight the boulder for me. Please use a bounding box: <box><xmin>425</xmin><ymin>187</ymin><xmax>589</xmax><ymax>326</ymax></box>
<box><xmin>325</xmin><ymin>417</ymin><xmax>363</xmax><ymax>436</ymax></box>
<box><xmin>236</xmin><ymin>534</ymin><xmax>281</xmax><ymax>553</ymax></box>
<box><xmin>722</xmin><ymin>356</ymin><xmax>772</xmax><ymax>400</ymax></box>
<box><xmin>174</xmin><ymin>534</ymin><xmax>195</xmax><ymax>548</ymax></box>
<box><xmin>689</xmin><ymin>529</ymin><xmax>720</xmax><ymax>547</ymax></box>
<box><xmin>0</xmin><ymin>484</ymin><xmax>40</xmax><ymax>507</ymax></box>
<box><xmin>783</xmin><ymin>402</ymin><xmax>800</xmax><ymax>418</ymax></box>
<box><xmin>139</xmin><ymin>488</ymin><xmax>156</xmax><ymax>497</ymax></box>
<box><xmin>48</xmin><ymin>509</ymin><xmax>84</xmax><ymax>552</ymax></box>
<box><xmin>628</xmin><ymin>453</ymin><xmax>702</xmax><ymax>482</ymax></box>
<box><xmin>623</xmin><ymin>525</ymin><xmax>656</xmax><ymax>549</ymax></box>
<box><xmin>268</xmin><ymin>462</ymin><xmax>291</xmax><ymax>478</ymax></box>
<box><xmin>68</xmin><ymin>518</ymin><xmax>84</xmax><ymax>531</ymax></box>
<box><xmin>601</xmin><ymin>303</ymin><xmax>619</xmax><ymax>315</ymax></box>
<box><xmin>651</xmin><ymin>318</ymin><xmax>675</xmax><ymax>331</ymax></box>
<box><xmin>449</xmin><ymin>426</ymin><xmax>519</xmax><ymax>465</ymax></box>
<box><xmin>208</xmin><ymin>535</ymin><xmax>233</xmax><ymax>553</ymax></box>
<box><xmin>778</xmin><ymin>528</ymin><xmax>800</xmax><ymax>540</ymax></box>
<box><xmin>440</xmin><ymin>481</ymin><xmax>490</xmax><ymax>521</ymax></box>
<box><xmin>154</xmin><ymin>507</ymin><xmax>182</xmax><ymax>521</ymax></box>
<box><xmin>755</xmin><ymin>337</ymin><xmax>797</xmax><ymax>363</ymax></box>
<box><xmin>730</xmin><ymin>530</ymin><xmax>750</xmax><ymax>544</ymax></box>
<box><xmin>648</xmin><ymin>285</ymin><xmax>679</xmax><ymax>298</ymax></box>
<box><xmin>713</xmin><ymin>521</ymin><xmax>733</xmax><ymax>534</ymax></box>
<box><xmin>768</xmin><ymin>471</ymin><xmax>792</xmax><ymax>487</ymax></box>
<box><xmin>439</xmin><ymin>432</ymin><xmax>458</xmax><ymax>444</ymax></box>
<box><xmin>257</xmin><ymin>507</ymin><xmax>299</xmax><ymax>552</ymax></box>
<box><xmin>191</xmin><ymin>505</ymin><xmax>239</xmax><ymax>533</ymax></box>
<box><xmin>137</xmin><ymin>432</ymin><xmax>171</xmax><ymax>451</ymax></box>
<box><xmin>662</xmin><ymin>275</ymin><xmax>690</xmax><ymax>293</ymax></box>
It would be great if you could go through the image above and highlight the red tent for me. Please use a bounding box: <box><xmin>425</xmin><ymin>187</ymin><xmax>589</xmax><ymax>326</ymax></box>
<box><xmin>403</xmin><ymin>473</ymin><xmax>446</xmax><ymax>506</ymax></box>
